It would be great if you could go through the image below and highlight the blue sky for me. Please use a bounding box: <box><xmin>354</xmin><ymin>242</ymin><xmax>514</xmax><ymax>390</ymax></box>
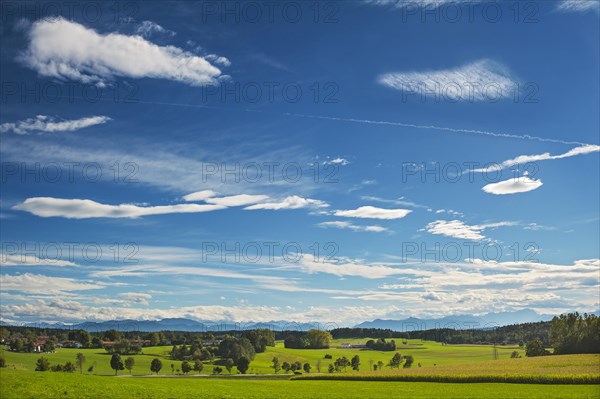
<box><xmin>0</xmin><ymin>0</ymin><xmax>599</xmax><ymax>326</ymax></box>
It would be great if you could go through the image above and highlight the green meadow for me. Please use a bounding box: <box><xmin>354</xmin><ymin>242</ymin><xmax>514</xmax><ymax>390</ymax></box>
<box><xmin>2</xmin><ymin>340</ymin><xmax>599</xmax><ymax>399</ymax></box>
<box><xmin>2</xmin><ymin>339</ymin><xmax>526</xmax><ymax>375</ymax></box>
<box><xmin>1</xmin><ymin>369</ymin><xmax>600</xmax><ymax>399</ymax></box>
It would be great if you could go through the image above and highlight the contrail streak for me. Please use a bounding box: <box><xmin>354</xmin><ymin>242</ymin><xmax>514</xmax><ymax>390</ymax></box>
<box><xmin>69</xmin><ymin>96</ymin><xmax>594</xmax><ymax>146</ymax></box>
<box><xmin>282</xmin><ymin>112</ymin><xmax>592</xmax><ymax>146</ymax></box>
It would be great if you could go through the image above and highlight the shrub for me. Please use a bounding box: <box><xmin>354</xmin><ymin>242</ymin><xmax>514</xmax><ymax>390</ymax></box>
<box><xmin>526</xmin><ymin>339</ymin><xmax>550</xmax><ymax>357</ymax></box>
<box><xmin>35</xmin><ymin>357</ymin><xmax>50</xmax><ymax>371</ymax></box>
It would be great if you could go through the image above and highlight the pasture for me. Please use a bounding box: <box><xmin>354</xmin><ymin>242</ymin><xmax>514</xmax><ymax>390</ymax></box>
<box><xmin>1</xmin><ymin>340</ymin><xmax>598</xmax><ymax>399</ymax></box>
<box><xmin>1</xmin><ymin>369</ymin><xmax>599</xmax><ymax>399</ymax></box>
<box><xmin>1</xmin><ymin>339</ymin><xmax>525</xmax><ymax>375</ymax></box>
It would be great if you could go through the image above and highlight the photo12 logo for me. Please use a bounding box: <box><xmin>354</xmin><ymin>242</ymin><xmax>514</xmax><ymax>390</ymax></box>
<box><xmin>198</xmin><ymin>1</ymin><xmax>340</xmax><ymax>24</ymax></box>
<box><xmin>199</xmin><ymin>241</ymin><xmax>339</xmax><ymax>264</ymax></box>
<box><xmin>1</xmin><ymin>161</ymin><xmax>139</xmax><ymax>184</ymax></box>
<box><xmin>0</xmin><ymin>242</ymin><xmax>140</xmax><ymax>265</ymax></box>
<box><xmin>400</xmin><ymin>241</ymin><xmax>540</xmax><ymax>263</ymax></box>
<box><xmin>199</xmin><ymin>161</ymin><xmax>340</xmax><ymax>184</ymax></box>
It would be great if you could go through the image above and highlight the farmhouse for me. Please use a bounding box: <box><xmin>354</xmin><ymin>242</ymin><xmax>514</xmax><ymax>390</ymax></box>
<box><xmin>339</xmin><ymin>343</ymin><xmax>367</xmax><ymax>349</ymax></box>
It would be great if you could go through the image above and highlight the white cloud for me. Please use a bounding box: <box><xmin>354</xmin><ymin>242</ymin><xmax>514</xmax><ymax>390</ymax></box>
<box><xmin>556</xmin><ymin>0</ymin><xmax>599</xmax><ymax>12</ymax></box>
<box><xmin>0</xmin><ymin>274</ymin><xmax>105</xmax><ymax>294</ymax></box>
<box><xmin>296</xmin><ymin>256</ymin><xmax>416</xmax><ymax>279</ymax></box>
<box><xmin>183</xmin><ymin>190</ymin><xmax>219</xmax><ymax>201</ymax></box>
<box><xmin>378</xmin><ymin>59</ymin><xmax>517</xmax><ymax>102</ymax></box>
<box><xmin>135</xmin><ymin>21</ymin><xmax>175</xmax><ymax>37</ymax></box>
<box><xmin>244</xmin><ymin>195</ymin><xmax>329</xmax><ymax>210</ymax></box>
<box><xmin>0</xmin><ymin>115</ymin><xmax>110</xmax><ymax>135</ymax></box>
<box><xmin>361</xmin><ymin>196</ymin><xmax>428</xmax><ymax>209</ymax></box>
<box><xmin>426</xmin><ymin>219</ymin><xmax>516</xmax><ymax>241</ymax></box>
<box><xmin>20</xmin><ymin>18</ymin><xmax>224</xmax><ymax>87</ymax></box>
<box><xmin>183</xmin><ymin>191</ymin><xmax>269</xmax><ymax>206</ymax></box>
<box><xmin>205</xmin><ymin>54</ymin><xmax>232</xmax><ymax>67</ymax></box>
<box><xmin>318</xmin><ymin>221</ymin><xmax>389</xmax><ymax>233</ymax></box>
<box><xmin>334</xmin><ymin>205</ymin><xmax>412</xmax><ymax>220</ymax></box>
<box><xmin>326</xmin><ymin>157</ymin><xmax>350</xmax><ymax>166</ymax></box>
<box><xmin>482</xmin><ymin>176</ymin><xmax>543</xmax><ymax>195</ymax></box>
<box><xmin>0</xmin><ymin>254</ymin><xmax>77</xmax><ymax>267</ymax></box>
<box><xmin>118</xmin><ymin>292</ymin><xmax>152</xmax><ymax>306</ymax></box>
<box><xmin>13</xmin><ymin>197</ymin><xmax>226</xmax><ymax>219</ymax></box>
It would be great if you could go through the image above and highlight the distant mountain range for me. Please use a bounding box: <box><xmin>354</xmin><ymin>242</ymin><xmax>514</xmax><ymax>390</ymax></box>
<box><xmin>354</xmin><ymin>309</ymin><xmax>555</xmax><ymax>331</ymax></box>
<box><xmin>0</xmin><ymin>309</ymin><xmax>562</xmax><ymax>332</ymax></box>
<box><xmin>0</xmin><ymin>318</ymin><xmax>325</xmax><ymax>333</ymax></box>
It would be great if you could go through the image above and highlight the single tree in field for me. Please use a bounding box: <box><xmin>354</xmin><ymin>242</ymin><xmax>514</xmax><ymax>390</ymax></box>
<box><xmin>351</xmin><ymin>355</ymin><xmax>360</xmax><ymax>371</ymax></box>
<box><xmin>377</xmin><ymin>360</ymin><xmax>384</xmax><ymax>370</ymax></box>
<box><xmin>150</xmin><ymin>358</ymin><xmax>162</xmax><ymax>374</ymax></box>
<box><xmin>181</xmin><ymin>361</ymin><xmax>191</xmax><ymax>374</ymax></box>
<box><xmin>110</xmin><ymin>354</ymin><xmax>124</xmax><ymax>375</ymax></box>
<box><xmin>213</xmin><ymin>366</ymin><xmax>223</xmax><ymax>375</ymax></box>
<box><xmin>282</xmin><ymin>361</ymin><xmax>291</xmax><ymax>374</ymax></box>
<box><xmin>193</xmin><ymin>360</ymin><xmax>204</xmax><ymax>374</ymax></box>
<box><xmin>225</xmin><ymin>358</ymin><xmax>235</xmax><ymax>374</ymax></box>
<box><xmin>334</xmin><ymin>356</ymin><xmax>350</xmax><ymax>372</ymax></box>
<box><xmin>171</xmin><ymin>363</ymin><xmax>175</xmax><ymax>374</ymax></box>
<box><xmin>63</xmin><ymin>361</ymin><xmax>76</xmax><ymax>373</ymax></box>
<box><xmin>237</xmin><ymin>356</ymin><xmax>250</xmax><ymax>374</ymax></box>
<box><xmin>369</xmin><ymin>359</ymin><xmax>373</xmax><ymax>371</ymax></box>
<box><xmin>75</xmin><ymin>353</ymin><xmax>86</xmax><ymax>374</ymax></box>
<box><xmin>327</xmin><ymin>364</ymin><xmax>335</xmax><ymax>373</ymax></box>
<box><xmin>292</xmin><ymin>361</ymin><xmax>302</xmax><ymax>372</ymax></box>
<box><xmin>35</xmin><ymin>356</ymin><xmax>50</xmax><ymax>371</ymax></box>
<box><xmin>303</xmin><ymin>363</ymin><xmax>311</xmax><ymax>373</ymax></box>
<box><xmin>388</xmin><ymin>353</ymin><xmax>403</xmax><ymax>368</ymax></box>
<box><xmin>0</xmin><ymin>356</ymin><xmax>5</xmax><ymax>368</ymax></box>
<box><xmin>124</xmin><ymin>357</ymin><xmax>135</xmax><ymax>374</ymax></box>
<box><xmin>403</xmin><ymin>355</ymin><xmax>414</xmax><ymax>368</ymax></box>
<box><xmin>271</xmin><ymin>357</ymin><xmax>281</xmax><ymax>373</ymax></box>
<box><xmin>316</xmin><ymin>359</ymin><xmax>322</xmax><ymax>373</ymax></box>
<box><xmin>525</xmin><ymin>339</ymin><xmax>550</xmax><ymax>357</ymax></box>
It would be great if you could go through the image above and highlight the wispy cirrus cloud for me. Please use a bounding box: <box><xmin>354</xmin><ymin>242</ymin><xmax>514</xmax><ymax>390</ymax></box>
<box><xmin>378</xmin><ymin>59</ymin><xmax>517</xmax><ymax>102</ymax></box>
<box><xmin>482</xmin><ymin>176</ymin><xmax>543</xmax><ymax>195</ymax></box>
<box><xmin>367</xmin><ymin>0</ymin><xmax>477</xmax><ymax>8</ymax></box>
<box><xmin>334</xmin><ymin>205</ymin><xmax>412</xmax><ymax>220</ymax></box>
<box><xmin>19</xmin><ymin>18</ymin><xmax>225</xmax><ymax>87</ymax></box>
<box><xmin>0</xmin><ymin>273</ymin><xmax>106</xmax><ymax>294</ymax></box>
<box><xmin>0</xmin><ymin>254</ymin><xmax>77</xmax><ymax>267</ymax></box>
<box><xmin>135</xmin><ymin>20</ymin><xmax>176</xmax><ymax>38</ymax></box>
<box><xmin>425</xmin><ymin>219</ymin><xmax>517</xmax><ymax>241</ymax></box>
<box><xmin>556</xmin><ymin>0</ymin><xmax>599</xmax><ymax>13</ymax></box>
<box><xmin>318</xmin><ymin>221</ymin><xmax>389</xmax><ymax>233</ymax></box>
<box><xmin>469</xmin><ymin>144</ymin><xmax>600</xmax><ymax>174</ymax></box>
<box><xmin>0</xmin><ymin>115</ymin><xmax>110</xmax><ymax>135</ymax></box>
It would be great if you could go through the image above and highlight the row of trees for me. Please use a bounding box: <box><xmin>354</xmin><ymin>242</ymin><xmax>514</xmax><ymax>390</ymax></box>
<box><xmin>35</xmin><ymin>353</ymin><xmax>90</xmax><ymax>373</ymax></box>
<box><xmin>525</xmin><ymin>313</ymin><xmax>599</xmax><ymax>357</ymax></box>
<box><xmin>283</xmin><ymin>329</ymin><xmax>333</xmax><ymax>349</ymax></box>
<box><xmin>269</xmin><ymin>353</ymin><xmax>414</xmax><ymax>374</ymax></box>
<box><xmin>366</xmin><ymin>338</ymin><xmax>397</xmax><ymax>351</ymax></box>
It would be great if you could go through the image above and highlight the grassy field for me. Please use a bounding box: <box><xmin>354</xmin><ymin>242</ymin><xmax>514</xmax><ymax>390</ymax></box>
<box><xmin>1</xmin><ymin>339</ymin><xmax>527</xmax><ymax>375</ymax></box>
<box><xmin>293</xmin><ymin>354</ymin><xmax>600</xmax><ymax>384</ymax></box>
<box><xmin>2</xmin><ymin>339</ymin><xmax>598</xmax><ymax>399</ymax></box>
<box><xmin>1</xmin><ymin>368</ymin><xmax>599</xmax><ymax>399</ymax></box>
